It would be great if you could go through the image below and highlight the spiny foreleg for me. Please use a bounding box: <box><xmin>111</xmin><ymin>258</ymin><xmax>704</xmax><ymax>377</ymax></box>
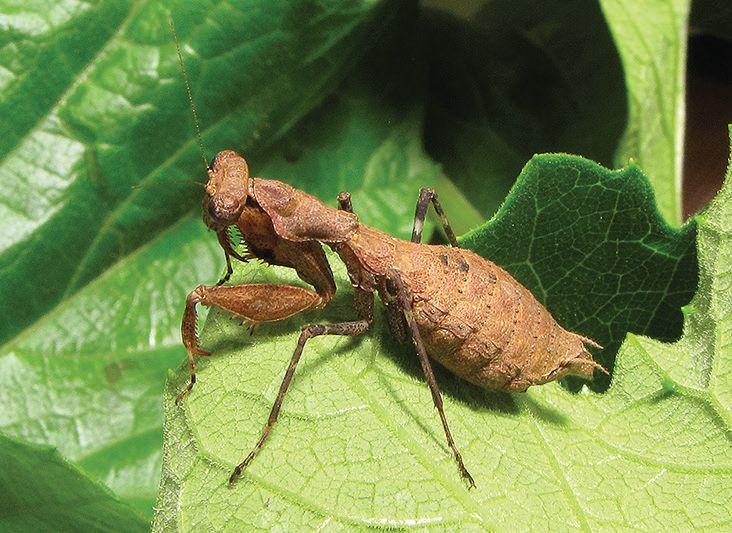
<box><xmin>215</xmin><ymin>230</ymin><xmax>253</xmax><ymax>285</ymax></box>
<box><xmin>179</xmin><ymin>283</ymin><xmax>322</xmax><ymax>404</ymax></box>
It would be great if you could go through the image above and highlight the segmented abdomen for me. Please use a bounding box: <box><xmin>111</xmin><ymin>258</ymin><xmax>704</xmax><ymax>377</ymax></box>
<box><xmin>394</xmin><ymin>244</ymin><xmax>595</xmax><ymax>392</ymax></box>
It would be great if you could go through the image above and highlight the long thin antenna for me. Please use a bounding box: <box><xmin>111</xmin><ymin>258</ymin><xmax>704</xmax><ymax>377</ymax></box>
<box><xmin>132</xmin><ymin>179</ymin><xmax>205</xmax><ymax>191</ymax></box>
<box><xmin>169</xmin><ymin>14</ymin><xmax>209</xmax><ymax>169</ymax></box>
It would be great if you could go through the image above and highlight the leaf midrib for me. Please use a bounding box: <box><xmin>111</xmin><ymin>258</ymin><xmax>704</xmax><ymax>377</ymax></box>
<box><xmin>518</xmin><ymin>397</ymin><xmax>591</xmax><ymax>531</ymax></box>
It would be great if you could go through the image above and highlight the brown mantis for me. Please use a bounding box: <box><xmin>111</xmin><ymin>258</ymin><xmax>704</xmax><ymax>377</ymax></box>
<box><xmin>169</xmin><ymin>15</ymin><xmax>603</xmax><ymax>488</ymax></box>
<box><xmin>178</xmin><ymin>150</ymin><xmax>604</xmax><ymax>488</ymax></box>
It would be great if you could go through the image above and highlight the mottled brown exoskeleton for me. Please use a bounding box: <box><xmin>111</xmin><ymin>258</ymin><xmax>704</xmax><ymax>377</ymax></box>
<box><xmin>179</xmin><ymin>150</ymin><xmax>604</xmax><ymax>488</ymax></box>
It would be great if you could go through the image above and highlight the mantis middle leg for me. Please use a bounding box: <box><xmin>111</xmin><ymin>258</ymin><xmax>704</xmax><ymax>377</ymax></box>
<box><xmin>229</xmin><ymin>284</ymin><xmax>375</xmax><ymax>484</ymax></box>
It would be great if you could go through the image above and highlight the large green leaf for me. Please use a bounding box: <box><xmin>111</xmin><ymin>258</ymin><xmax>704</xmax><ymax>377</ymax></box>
<box><xmin>0</xmin><ymin>217</ymin><xmax>219</xmax><ymax>517</ymax></box>
<box><xmin>0</xmin><ymin>0</ymin><xmax>393</xmax><ymax>520</ymax></box>
<box><xmin>0</xmin><ymin>433</ymin><xmax>147</xmax><ymax>532</ymax></box>
<box><xmin>156</xmin><ymin>150</ymin><xmax>708</xmax><ymax>529</ymax></box>
<box><xmin>600</xmin><ymin>0</ymin><xmax>691</xmax><ymax>224</ymax></box>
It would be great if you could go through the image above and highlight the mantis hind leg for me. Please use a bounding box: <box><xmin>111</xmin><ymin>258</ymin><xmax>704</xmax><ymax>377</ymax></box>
<box><xmin>230</xmin><ymin>318</ymin><xmax>372</xmax><ymax>484</ymax></box>
<box><xmin>387</xmin><ymin>268</ymin><xmax>475</xmax><ymax>488</ymax></box>
<box><xmin>411</xmin><ymin>188</ymin><xmax>458</xmax><ymax>246</ymax></box>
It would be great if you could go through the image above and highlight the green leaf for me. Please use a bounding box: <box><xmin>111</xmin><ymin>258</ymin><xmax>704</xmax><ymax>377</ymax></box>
<box><xmin>600</xmin><ymin>0</ymin><xmax>692</xmax><ymax>224</ymax></box>
<box><xmin>422</xmin><ymin>0</ymin><xmax>627</xmax><ymax>221</ymax></box>
<box><xmin>636</xmin><ymin>126</ymin><xmax>732</xmax><ymax>428</ymax></box>
<box><xmin>0</xmin><ymin>217</ymin><xmax>220</xmax><ymax>517</ymax></box>
<box><xmin>0</xmin><ymin>433</ymin><xmax>147</xmax><ymax>532</ymax></box>
<box><xmin>460</xmin><ymin>155</ymin><xmax>697</xmax><ymax>386</ymax></box>
<box><xmin>156</xmin><ymin>153</ymin><xmax>709</xmax><ymax>528</ymax></box>
<box><xmin>0</xmin><ymin>0</ymin><xmax>393</xmax><ymax>519</ymax></box>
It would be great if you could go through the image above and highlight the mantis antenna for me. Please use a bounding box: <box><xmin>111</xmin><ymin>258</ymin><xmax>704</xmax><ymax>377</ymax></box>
<box><xmin>169</xmin><ymin>14</ymin><xmax>209</xmax><ymax>169</ymax></box>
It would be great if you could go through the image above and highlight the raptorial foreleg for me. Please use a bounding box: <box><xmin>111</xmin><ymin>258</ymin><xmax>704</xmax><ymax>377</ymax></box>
<box><xmin>178</xmin><ymin>283</ymin><xmax>323</xmax><ymax>404</ymax></box>
<box><xmin>215</xmin><ymin>230</ymin><xmax>253</xmax><ymax>285</ymax></box>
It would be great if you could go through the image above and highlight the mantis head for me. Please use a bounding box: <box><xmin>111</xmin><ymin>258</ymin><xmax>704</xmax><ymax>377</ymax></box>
<box><xmin>203</xmin><ymin>150</ymin><xmax>250</xmax><ymax>230</ymax></box>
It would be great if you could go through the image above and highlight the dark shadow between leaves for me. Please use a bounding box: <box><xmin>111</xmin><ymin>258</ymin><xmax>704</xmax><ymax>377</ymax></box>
<box><xmin>420</xmin><ymin>0</ymin><xmax>627</xmax><ymax>220</ymax></box>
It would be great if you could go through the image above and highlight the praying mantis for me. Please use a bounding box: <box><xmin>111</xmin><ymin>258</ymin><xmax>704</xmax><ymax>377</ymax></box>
<box><xmin>178</xmin><ymin>150</ymin><xmax>604</xmax><ymax>488</ymax></box>
<box><xmin>167</xmin><ymin>12</ymin><xmax>603</xmax><ymax>487</ymax></box>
